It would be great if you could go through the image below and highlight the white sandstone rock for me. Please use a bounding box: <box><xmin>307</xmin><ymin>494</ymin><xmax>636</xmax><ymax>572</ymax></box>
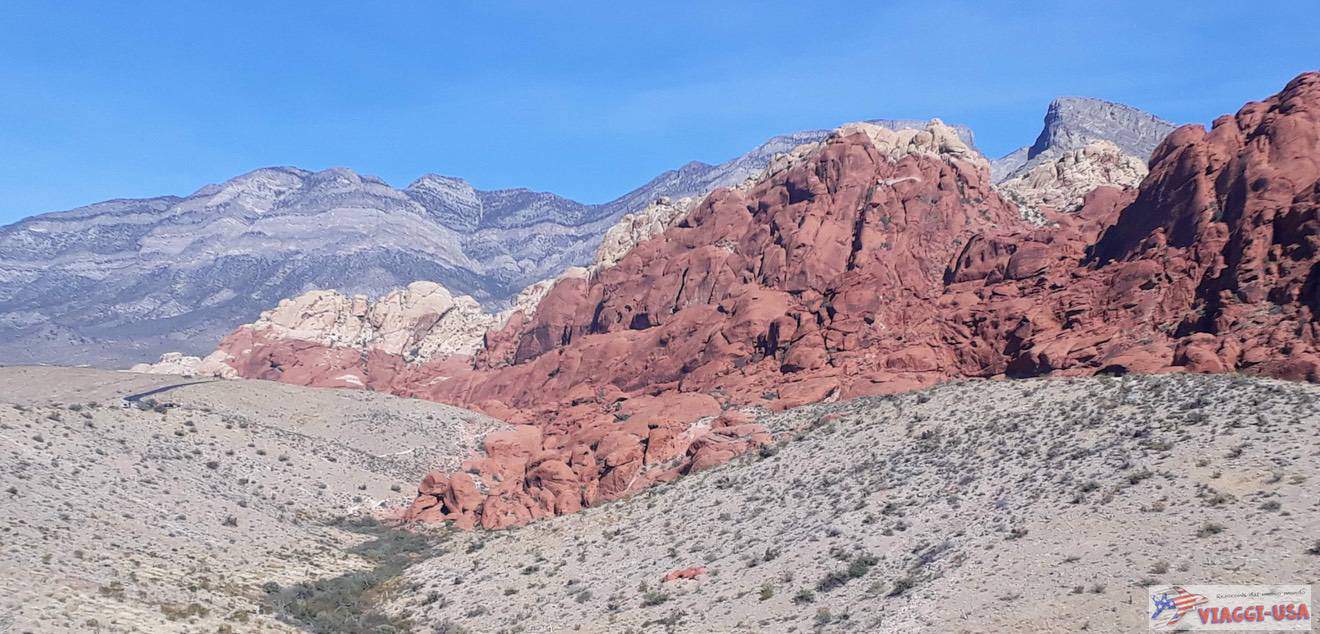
<box><xmin>996</xmin><ymin>140</ymin><xmax>1147</xmax><ymax>223</ymax></box>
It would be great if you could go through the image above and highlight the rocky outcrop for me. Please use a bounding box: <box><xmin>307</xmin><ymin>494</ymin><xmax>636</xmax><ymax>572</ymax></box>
<box><xmin>375</xmin><ymin>121</ymin><xmax>993</xmax><ymax>528</ymax></box>
<box><xmin>399</xmin><ymin>75</ymin><xmax>1315</xmax><ymax>529</ymax></box>
<box><xmin>954</xmin><ymin>72</ymin><xmax>1320</xmax><ymax>380</ymax></box>
<box><xmin>992</xmin><ymin>96</ymin><xmax>1176</xmax><ymax>181</ymax></box>
<box><xmin>147</xmin><ymin>281</ymin><xmax>500</xmax><ymax>386</ymax></box>
<box><xmin>424</xmin><ymin>119</ymin><xmax>1009</xmax><ymax>410</ymax></box>
<box><xmin>244</xmin><ymin>281</ymin><xmax>497</xmax><ymax>362</ymax></box>
<box><xmin>155</xmin><ymin>270</ymin><xmax>598</xmax><ymax>386</ymax></box>
<box><xmin>128</xmin><ymin>352</ymin><xmax>204</xmax><ymax>376</ymax></box>
<box><xmin>593</xmin><ymin>197</ymin><xmax>696</xmax><ymax>270</ymax></box>
<box><xmin>190</xmin><ymin>75</ymin><xmax>1320</xmax><ymax>532</ymax></box>
<box><xmin>0</xmin><ymin>118</ymin><xmax>975</xmax><ymax>368</ymax></box>
<box><xmin>997</xmin><ymin>140</ymin><xmax>1148</xmax><ymax>222</ymax></box>
<box><xmin>402</xmin><ymin>399</ymin><xmax>771</xmax><ymax>530</ymax></box>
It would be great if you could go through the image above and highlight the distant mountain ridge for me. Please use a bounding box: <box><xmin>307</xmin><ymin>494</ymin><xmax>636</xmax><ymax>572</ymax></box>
<box><xmin>0</xmin><ymin>118</ymin><xmax>971</xmax><ymax>367</ymax></box>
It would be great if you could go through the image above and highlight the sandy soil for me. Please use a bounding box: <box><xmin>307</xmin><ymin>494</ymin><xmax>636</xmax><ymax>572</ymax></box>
<box><xmin>0</xmin><ymin>366</ymin><xmax>501</xmax><ymax>633</ymax></box>
<box><xmin>384</xmin><ymin>374</ymin><xmax>1320</xmax><ymax>633</ymax></box>
<box><xmin>2</xmin><ymin>368</ymin><xmax>1316</xmax><ymax>632</ymax></box>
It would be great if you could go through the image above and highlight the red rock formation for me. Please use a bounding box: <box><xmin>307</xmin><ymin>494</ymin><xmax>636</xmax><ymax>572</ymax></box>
<box><xmin>662</xmin><ymin>566</ymin><xmax>707</xmax><ymax>582</ymax></box>
<box><xmin>210</xmin><ymin>74</ymin><xmax>1320</xmax><ymax>530</ymax></box>
<box><xmin>973</xmin><ymin>71</ymin><xmax>1320</xmax><ymax>381</ymax></box>
<box><xmin>427</xmin><ymin>122</ymin><xmax>1013</xmax><ymax>409</ymax></box>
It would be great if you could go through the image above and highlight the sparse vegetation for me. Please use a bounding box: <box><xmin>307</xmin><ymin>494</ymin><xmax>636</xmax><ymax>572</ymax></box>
<box><xmin>263</xmin><ymin>516</ymin><xmax>446</xmax><ymax>632</ymax></box>
<box><xmin>641</xmin><ymin>589</ymin><xmax>671</xmax><ymax>607</ymax></box>
<box><xmin>4</xmin><ymin>369</ymin><xmax>1317</xmax><ymax>632</ymax></box>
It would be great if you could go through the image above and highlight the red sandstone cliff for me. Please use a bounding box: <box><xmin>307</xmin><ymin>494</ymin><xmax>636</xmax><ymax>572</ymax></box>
<box><xmin>208</xmin><ymin>73</ymin><xmax>1320</xmax><ymax>529</ymax></box>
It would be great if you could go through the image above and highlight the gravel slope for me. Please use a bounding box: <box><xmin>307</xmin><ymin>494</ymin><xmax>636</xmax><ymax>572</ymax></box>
<box><xmin>387</xmin><ymin>374</ymin><xmax>1319</xmax><ymax>633</ymax></box>
<box><xmin>4</xmin><ymin>370</ymin><xmax>1315</xmax><ymax>632</ymax></box>
<box><xmin>0</xmin><ymin>366</ymin><xmax>502</xmax><ymax>633</ymax></box>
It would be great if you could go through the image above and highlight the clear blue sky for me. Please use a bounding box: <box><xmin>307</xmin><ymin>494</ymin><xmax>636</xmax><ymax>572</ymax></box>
<box><xmin>1</xmin><ymin>1</ymin><xmax>1316</xmax><ymax>224</ymax></box>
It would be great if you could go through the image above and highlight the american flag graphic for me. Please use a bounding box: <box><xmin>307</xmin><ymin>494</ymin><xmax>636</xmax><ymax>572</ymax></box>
<box><xmin>1151</xmin><ymin>586</ymin><xmax>1209</xmax><ymax>627</ymax></box>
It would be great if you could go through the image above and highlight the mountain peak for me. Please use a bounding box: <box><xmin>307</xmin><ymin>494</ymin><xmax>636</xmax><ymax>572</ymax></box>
<box><xmin>404</xmin><ymin>174</ymin><xmax>483</xmax><ymax>232</ymax></box>
<box><xmin>1029</xmin><ymin>96</ymin><xmax>1177</xmax><ymax>161</ymax></box>
<box><xmin>190</xmin><ymin>166</ymin><xmax>310</xmax><ymax>198</ymax></box>
<box><xmin>406</xmin><ymin>173</ymin><xmax>474</xmax><ymax>193</ymax></box>
<box><xmin>992</xmin><ymin>96</ymin><xmax>1176</xmax><ymax>182</ymax></box>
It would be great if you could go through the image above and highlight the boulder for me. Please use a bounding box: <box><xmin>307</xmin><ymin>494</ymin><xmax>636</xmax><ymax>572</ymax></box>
<box><xmin>663</xmin><ymin>567</ymin><xmax>707</xmax><ymax>582</ymax></box>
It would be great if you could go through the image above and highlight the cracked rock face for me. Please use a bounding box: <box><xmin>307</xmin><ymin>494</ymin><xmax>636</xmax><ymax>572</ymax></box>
<box><xmin>997</xmin><ymin>140</ymin><xmax>1149</xmax><ymax>222</ymax></box>
<box><xmin>454</xmin><ymin>119</ymin><xmax>1014</xmax><ymax>405</ymax></box>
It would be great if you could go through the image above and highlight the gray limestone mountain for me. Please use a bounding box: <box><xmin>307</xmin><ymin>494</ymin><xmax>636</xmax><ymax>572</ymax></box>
<box><xmin>0</xmin><ymin>119</ymin><xmax>971</xmax><ymax>367</ymax></box>
<box><xmin>0</xmin><ymin>167</ymin><xmax>482</xmax><ymax>367</ymax></box>
<box><xmin>990</xmin><ymin>96</ymin><xmax>1177</xmax><ymax>182</ymax></box>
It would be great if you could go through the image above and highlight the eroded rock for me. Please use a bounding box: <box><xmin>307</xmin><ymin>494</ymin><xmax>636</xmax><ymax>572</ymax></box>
<box><xmin>204</xmin><ymin>75</ymin><xmax>1320</xmax><ymax>531</ymax></box>
<box><xmin>997</xmin><ymin>140</ymin><xmax>1148</xmax><ymax>222</ymax></box>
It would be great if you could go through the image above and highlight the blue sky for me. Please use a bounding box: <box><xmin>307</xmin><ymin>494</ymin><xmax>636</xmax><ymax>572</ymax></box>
<box><xmin>1</xmin><ymin>1</ymin><xmax>1316</xmax><ymax>224</ymax></box>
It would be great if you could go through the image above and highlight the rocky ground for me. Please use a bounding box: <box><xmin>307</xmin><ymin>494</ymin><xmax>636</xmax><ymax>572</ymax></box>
<box><xmin>2</xmin><ymin>370</ymin><xmax>1316</xmax><ymax>633</ymax></box>
<box><xmin>384</xmin><ymin>373</ymin><xmax>1319</xmax><ymax>633</ymax></box>
<box><xmin>0</xmin><ymin>366</ymin><xmax>502</xmax><ymax>632</ymax></box>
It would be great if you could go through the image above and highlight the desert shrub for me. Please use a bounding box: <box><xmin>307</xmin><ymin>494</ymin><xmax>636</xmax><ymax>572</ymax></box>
<box><xmin>888</xmin><ymin>575</ymin><xmax>917</xmax><ymax>596</ymax></box>
<box><xmin>262</xmin><ymin>516</ymin><xmax>442</xmax><ymax>633</ymax></box>
<box><xmin>847</xmin><ymin>552</ymin><xmax>878</xmax><ymax>578</ymax></box>
<box><xmin>641</xmin><ymin>590</ymin><xmax>670</xmax><ymax>606</ymax></box>
<box><xmin>160</xmin><ymin>603</ymin><xmax>209</xmax><ymax>621</ymax></box>
<box><xmin>816</xmin><ymin>570</ymin><xmax>849</xmax><ymax>592</ymax></box>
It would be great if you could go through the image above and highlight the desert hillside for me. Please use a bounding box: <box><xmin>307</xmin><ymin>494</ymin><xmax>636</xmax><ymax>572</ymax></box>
<box><xmin>2</xmin><ymin>369</ymin><xmax>1316</xmax><ymax>632</ymax></box>
<box><xmin>384</xmin><ymin>373</ymin><xmax>1319</xmax><ymax>633</ymax></box>
<box><xmin>0</xmin><ymin>367</ymin><xmax>502</xmax><ymax>632</ymax></box>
